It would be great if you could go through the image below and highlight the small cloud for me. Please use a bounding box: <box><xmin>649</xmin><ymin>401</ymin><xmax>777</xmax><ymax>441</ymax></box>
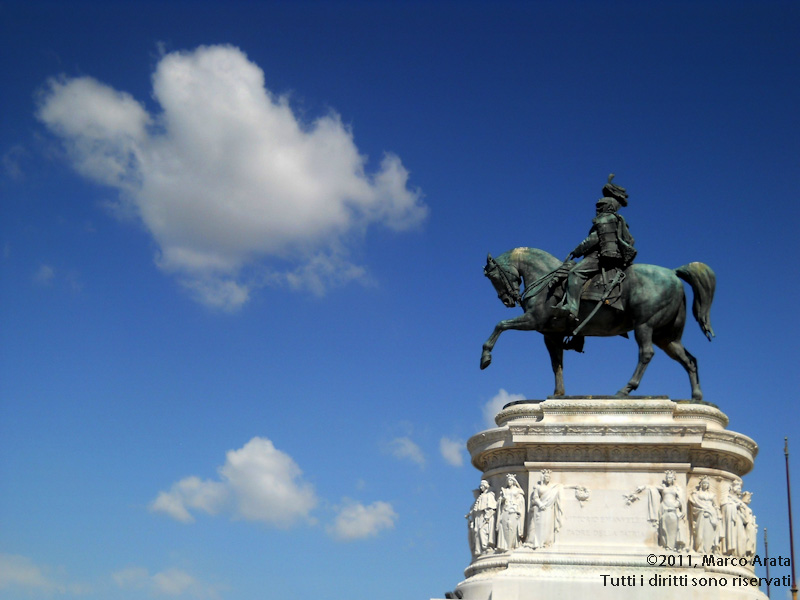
<box><xmin>33</xmin><ymin>264</ymin><xmax>55</xmax><ymax>285</ymax></box>
<box><xmin>387</xmin><ymin>436</ymin><xmax>425</xmax><ymax>467</ymax></box>
<box><xmin>439</xmin><ymin>437</ymin><xmax>465</xmax><ymax>467</ymax></box>
<box><xmin>327</xmin><ymin>500</ymin><xmax>397</xmax><ymax>541</ymax></box>
<box><xmin>2</xmin><ymin>145</ymin><xmax>28</xmax><ymax>180</ymax></box>
<box><xmin>0</xmin><ymin>554</ymin><xmax>90</xmax><ymax>595</ymax></box>
<box><xmin>284</xmin><ymin>252</ymin><xmax>370</xmax><ymax>297</ymax></box>
<box><xmin>112</xmin><ymin>566</ymin><xmax>150</xmax><ymax>589</ymax></box>
<box><xmin>150</xmin><ymin>476</ymin><xmax>228</xmax><ymax>523</ymax></box>
<box><xmin>63</xmin><ymin>269</ymin><xmax>83</xmax><ymax>293</ymax></box>
<box><xmin>483</xmin><ymin>389</ymin><xmax>525</xmax><ymax>428</ymax></box>
<box><xmin>153</xmin><ymin>568</ymin><xmax>202</xmax><ymax>596</ymax></box>
<box><xmin>0</xmin><ymin>554</ymin><xmax>54</xmax><ymax>592</ymax></box>
<box><xmin>220</xmin><ymin>437</ymin><xmax>317</xmax><ymax>525</ymax></box>
<box><xmin>179</xmin><ymin>277</ymin><xmax>250</xmax><ymax>312</ymax></box>
<box><xmin>30</xmin><ymin>264</ymin><xmax>83</xmax><ymax>293</ymax></box>
<box><xmin>150</xmin><ymin>437</ymin><xmax>317</xmax><ymax>527</ymax></box>
<box><xmin>113</xmin><ymin>566</ymin><xmax>220</xmax><ymax>598</ymax></box>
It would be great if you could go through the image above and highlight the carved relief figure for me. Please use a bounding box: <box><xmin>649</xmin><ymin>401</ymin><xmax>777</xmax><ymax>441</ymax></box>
<box><xmin>630</xmin><ymin>470</ymin><xmax>687</xmax><ymax>551</ymax></box>
<box><xmin>721</xmin><ymin>480</ymin><xmax>746</xmax><ymax>556</ymax></box>
<box><xmin>526</xmin><ymin>470</ymin><xmax>563</xmax><ymax>549</ymax></box>
<box><xmin>688</xmin><ymin>476</ymin><xmax>720</xmax><ymax>553</ymax></box>
<box><xmin>467</xmin><ymin>480</ymin><xmax>496</xmax><ymax>557</ymax></box>
<box><xmin>741</xmin><ymin>491</ymin><xmax>757</xmax><ymax>557</ymax></box>
<box><xmin>496</xmin><ymin>474</ymin><xmax>526</xmax><ymax>552</ymax></box>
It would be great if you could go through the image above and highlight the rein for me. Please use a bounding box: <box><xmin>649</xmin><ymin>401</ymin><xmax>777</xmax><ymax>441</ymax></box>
<box><xmin>521</xmin><ymin>267</ymin><xmax>564</xmax><ymax>302</ymax></box>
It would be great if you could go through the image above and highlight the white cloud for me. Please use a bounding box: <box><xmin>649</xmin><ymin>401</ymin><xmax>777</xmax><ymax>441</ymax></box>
<box><xmin>387</xmin><ymin>436</ymin><xmax>425</xmax><ymax>467</ymax></box>
<box><xmin>328</xmin><ymin>500</ymin><xmax>397</xmax><ymax>541</ymax></box>
<box><xmin>284</xmin><ymin>251</ymin><xmax>370</xmax><ymax>297</ymax></box>
<box><xmin>150</xmin><ymin>476</ymin><xmax>228</xmax><ymax>523</ymax></box>
<box><xmin>2</xmin><ymin>145</ymin><xmax>28</xmax><ymax>180</ymax></box>
<box><xmin>37</xmin><ymin>44</ymin><xmax>427</xmax><ymax>310</ymax></box>
<box><xmin>483</xmin><ymin>388</ymin><xmax>525</xmax><ymax>428</ymax></box>
<box><xmin>114</xmin><ymin>566</ymin><xmax>219</xmax><ymax>598</ymax></box>
<box><xmin>439</xmin><ymin>436</ymin><xmax>465</xmax><ymax>467</ymax></box>
<box><xmin>30</xmin><ymin>264</ymin><xmax>83</xmax><ymax>293</ymax></box>
<box><xmin>179</xmin><ymin>278</ymin><xmax>251</xmax><ymax>312</ymax></box>
<box><xmin>0</xmin><ymin>554</ymin><xmax>91</xmax><ymax>595</ymax></box>
<box><xmin>113</xmin><ymin>566</ymin><xmax>150</xmax><ymax>589</ymax></box>
<box><xmin>149</xmin><ymin>437</ymin><xmax>317</xmax><ymax>527</ymax></box>
<box><xmin>33</xmin><ymin>264</ymin><xmax>55</xmax><ymax>285</ymax></box>
<box><xmin>219</xmin><ymin>437</ymin><xmax>317</xmax><ymax>525</ymax></box>
<box><xmin>0</xmin><ymin>554</ymin><xmax>55</xmax><ymax>592</ymax></box>
<box><xmin>152</xmin><ymin>568</ymin><xmax>203</xmax><ymax>596</ymax></box>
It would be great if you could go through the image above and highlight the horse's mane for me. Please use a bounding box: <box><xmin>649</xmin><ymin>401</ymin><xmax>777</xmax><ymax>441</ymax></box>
<box><xmin>497</xmin><ymin>247</ymin><xmax>561</xmax><ymax>271</ymax></box>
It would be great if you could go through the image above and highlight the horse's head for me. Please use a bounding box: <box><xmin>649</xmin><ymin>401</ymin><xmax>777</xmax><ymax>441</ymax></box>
<box><xmin>484</xmin><ymin>253</ymin><xmax>521</xmax><ymax>308</ymax></box>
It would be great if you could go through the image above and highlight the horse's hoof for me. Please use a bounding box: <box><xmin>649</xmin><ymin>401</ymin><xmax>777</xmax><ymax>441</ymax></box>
<box><xmin>615</xmin><ymin>389</ymin><xmax>631</xmax><ymax>398</ymax></box>
<box><xmin>480</xmin><ymin>354</ymin><xmax>492</xmax><ymax>370</ymax></box>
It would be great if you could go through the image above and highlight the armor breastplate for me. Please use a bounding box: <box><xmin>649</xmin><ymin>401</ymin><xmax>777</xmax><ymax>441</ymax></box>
<box><xmin>592</xmin><ymin>213</ymin><xmax>621</xmax><ymax>259</ymax></box>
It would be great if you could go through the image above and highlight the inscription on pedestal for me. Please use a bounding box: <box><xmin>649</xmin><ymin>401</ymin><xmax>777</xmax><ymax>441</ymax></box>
<box><xmin>559</xmin><ymin>491</ymin><xmax>651</xmax><ymax>544</ymax></box>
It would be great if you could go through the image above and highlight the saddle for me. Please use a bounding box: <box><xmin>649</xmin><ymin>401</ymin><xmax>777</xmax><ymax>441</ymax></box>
<box><xmin>580</xmin><ymin>266</ymin><xmax>627</xmax><ymax>311</ymax></box>
<box><xmin>539</xmin><ymin>263</ymin><xmax>631</xmax><ymax>351</ymax></box>
<box><xmin>542</xmin><ymin>264</ymin><xmax>629</xmax><ymax>312</ymax></box>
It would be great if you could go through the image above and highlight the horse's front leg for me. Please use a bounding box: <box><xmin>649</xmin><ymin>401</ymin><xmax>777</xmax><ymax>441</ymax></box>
<box><xmin>481</xmin><ymin>312</ymin><xmax>539</xmax><ymax>370</ymax></box>
<box><xmin>544</xmin><ymin>334</ymin><xmax>565</xmax><ymax>396</ymax></box>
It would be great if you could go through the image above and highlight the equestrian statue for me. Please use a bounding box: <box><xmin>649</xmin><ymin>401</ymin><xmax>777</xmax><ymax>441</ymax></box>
<box><xmin>481</xmin><ymin>175</ymin><xmax>715</xmax><ymax>401</ymax></box>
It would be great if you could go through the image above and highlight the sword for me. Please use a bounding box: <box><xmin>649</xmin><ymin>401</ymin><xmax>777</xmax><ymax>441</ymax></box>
<box><xmin>571</xmin><ymin>270</ymin><xmax>624</xmax><ymax>336</ymax></box>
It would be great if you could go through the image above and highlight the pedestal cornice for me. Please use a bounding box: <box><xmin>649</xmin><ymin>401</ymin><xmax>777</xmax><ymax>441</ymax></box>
<box><xmin>468</xmin><ymin>397</ymin><xmax>756</xmax><ymax>477</ymax></box>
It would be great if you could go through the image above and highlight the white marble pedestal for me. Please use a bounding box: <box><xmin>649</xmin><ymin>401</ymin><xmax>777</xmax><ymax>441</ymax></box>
<box><xmin>439</xmin><ymin>397</ymin><xmax>767</xmax><ymax>600</ymax></box>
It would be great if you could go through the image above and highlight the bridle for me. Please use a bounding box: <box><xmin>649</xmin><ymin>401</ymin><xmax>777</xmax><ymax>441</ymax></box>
<box><xmin>486</xmin><ymin>253</ymin><xmax>569</xmax><ymax>307</ymax></box>
<box><xmin>484</xmin><ymin>255</ymin><xmax>522</xmax><ymax>306</ymax></box>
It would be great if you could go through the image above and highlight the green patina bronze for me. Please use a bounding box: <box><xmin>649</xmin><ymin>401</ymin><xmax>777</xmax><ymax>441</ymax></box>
<box><xmin>481</xmin><ymin>176</ymin><xmax>715</xmax><ymax>401</ymax></box>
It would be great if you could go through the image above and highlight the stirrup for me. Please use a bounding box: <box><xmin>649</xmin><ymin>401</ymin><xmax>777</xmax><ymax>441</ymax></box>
<box><xmin>563</xmin><ymin>335</ymin><xmax>585</xmax><ymax>353</ymax></box>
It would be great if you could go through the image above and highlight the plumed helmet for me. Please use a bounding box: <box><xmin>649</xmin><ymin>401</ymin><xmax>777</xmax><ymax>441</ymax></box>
<box><xmin>602</xmin><ymin>173</ymin><xmax>628</xmax><ymax>206</ymax></box>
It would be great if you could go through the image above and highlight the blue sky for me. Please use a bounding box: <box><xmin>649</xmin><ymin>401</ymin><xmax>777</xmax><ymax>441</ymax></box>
<box><xmin>1</xmin><ymin>1</ymin><xmax>798</xmax><ymax>599</ymax></box>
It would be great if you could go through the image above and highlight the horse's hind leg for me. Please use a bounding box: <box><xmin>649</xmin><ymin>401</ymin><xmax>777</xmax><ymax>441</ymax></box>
<box><xmin>617</xmin><ymin>325</ymin><xmax>655</xmax><ymax>397</ymax></box>
<box><xmin>656</xmin><ymin>339</ymin><xmax>702</xmax><ymax>402</ymax></box>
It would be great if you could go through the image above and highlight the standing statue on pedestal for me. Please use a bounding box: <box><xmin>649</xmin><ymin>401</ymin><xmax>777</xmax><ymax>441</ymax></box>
<box><xmin>481</xmin><ymin>173</ymin><xmax>716</xmax><ymax>401</ymax></box>
<box><xmin>721</xmin><ymin>480</ymin><xmax>747</xmax><ymax>556</ymax></box>
<box><xmin>689</xmin><ymin>476</ymin><xmax>721</xmax><ymax>553</ymax></box>
<box><xmin>556</xmin><ymin>175</ymin><xmax>637</xmax><ymax>325</ymax></box>
<box><xmin>496</xmin><ymin>474</ymin><xmax>526</xmax><ymax>552</ymax></box>
<box><xmin>467</xmin><ymin>480</ymin><xmax>497</xmax><ymax>558</ymax></box>
<box><xmin>741</xmin><ymin>491</ymin><xmax>757</xmax><ymax>557</ymax></box>
<box><xmin>525</xmin><ymin>470</ymin><xmax>564</xmax><ymax>549</ymax></box>
<box><xmin>628</xmin><ymin>470</ymin><xmax>687</xmax><ymax>551</ymax></box>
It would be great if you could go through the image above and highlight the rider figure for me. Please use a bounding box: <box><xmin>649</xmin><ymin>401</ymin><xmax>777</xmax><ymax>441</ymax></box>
<box><xmin>559</xmin><ymin>174</ymin><xmax>636</xmax><ymax>322</ymax></box>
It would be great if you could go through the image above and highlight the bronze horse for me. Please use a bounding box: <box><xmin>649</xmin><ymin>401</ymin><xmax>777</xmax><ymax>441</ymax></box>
<box><xmin>481</xmin><ymin>247</ymin><xmax>715</xmax><ymax>401</ymax></box>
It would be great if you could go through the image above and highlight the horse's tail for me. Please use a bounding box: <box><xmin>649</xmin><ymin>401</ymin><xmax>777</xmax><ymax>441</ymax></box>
<box><xmin>675</xmin><ymin>262</ymin><xmax>716</xmax><ymax>341</ymax></box>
